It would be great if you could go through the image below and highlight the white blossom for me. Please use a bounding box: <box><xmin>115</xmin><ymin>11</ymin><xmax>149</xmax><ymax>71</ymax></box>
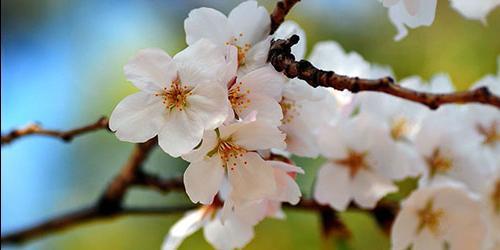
<box><xmin>314</xmin><ymin>113</ymin><xmax>415</xmax><ymax>211</ymax></box>
<box><xmin>184</xmin><ymin>0</ymin><xmax>271</xmax><ymax>72</ymax></box>
<box><xmin>109</xmin><ymin>39</ymin><xmax>229</xmax><ymax>157</ymax></box>
<box><xmin>481</xmin><ymin>166</ymin><xmax>500</xmax><ymax>250</ymax></box>
<box><xmin>182</xmin><ymin>114</ymin><xmax>286</xmax><ymax>207</ymax></box>
<box><xmin>391</xmin><ymin>181</ymin><xmax>487</xmax><ymax>250</ymax></box>
<box><xmin>414</xmin><ymin>107</ymin><xmax>496</xmax><ymax>193</ymax></box>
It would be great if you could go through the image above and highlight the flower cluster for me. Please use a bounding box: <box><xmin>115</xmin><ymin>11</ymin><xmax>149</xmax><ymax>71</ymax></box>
<box><xmin>379</xmin><ymin>0</ymin><xmax>500</xmax><ymax>40</ymax></box>
<box><xmin>109</xmin><ymin>1</ymin><xmax>500</xmax><ymax>249</ymax></box>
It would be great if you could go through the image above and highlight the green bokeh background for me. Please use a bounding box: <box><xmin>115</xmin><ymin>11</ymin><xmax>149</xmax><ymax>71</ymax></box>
<box><xmin>1</xmin><ymin>0</ymin><xmax>499</xmax><ymax>249</ymax></box>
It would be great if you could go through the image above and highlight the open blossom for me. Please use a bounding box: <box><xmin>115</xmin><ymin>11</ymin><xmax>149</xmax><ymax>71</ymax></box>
<box><xmin>314</xmin><ymin>113</ymin><xmax>416</xmax><ymax>211</ymax></box>
<box><xmin>163</xmin><ymin>161</ymin><xmax>303</xmax><ymax>250</ymax></box>
<box><xmin>109</xmin><ymin>39</ymin><xmax>229</xmax><ymax>157</ymax></box>
<box><xmin>185</xmin><ymin>0</ymin><xmax>271</xmax><ymax>72</ymax></box>
<box><xmin>414</xmin><ymin>108</ymin><xmax>496</xmax><ymax>193</ymax></box>
<box><xmin>226</xmin><ymin>65</ymin><xmax>286</xmax><ymax>126</ymax></box>
<box><xmin>379</xmin><ymin>0</ymin><xmax>437</xmax><ymax>40</ymax></box>
<box><xmin>280</xmin><ymin>80</ymin><xmax>338</xmax><ymax>157</ymax></box>
<box><xmin>391</xmin><ymin>181</ymin><xmax>487</xmax><ymax>250</ymax></box>
<box><xmin>481</xmin><ymin>166</ymin><xmax>500</xmax><ymax>250</ymax></box>
<box><xmin>182</xmin><ymin>114</ymin><xmax>286</xmax><ymax>207</ymax></box>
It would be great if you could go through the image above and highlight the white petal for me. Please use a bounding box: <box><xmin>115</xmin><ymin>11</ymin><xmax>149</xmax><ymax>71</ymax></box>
<box><xmin>239</xmin><ymin>65</ymin><xmax>285</xmax><ymax>100</ymax></box>
<box><xmin>352</xmin><ymin>170</ymin><xmax>397</xmax><ymax>209</ymax></box>
<box><xmin>227</xmin><ymin>0</ymin><xmax>270</xmax><ymax>45</ymax></box>
<box><xmin>203</xmin><ymin>214</ymin><xmax>254</xmax><ymax>250</ymax></box>
<box><xmin>158</xmin><ymin>110</ymin><xmax>204</xmax><ymax>157</ymax></box>
<box><xmin>124</xmin><ymin>48</ymin><xmax>177</xmax><ymax>92</ymax></box>
<box><xmin>390</xmin><ymin>208</ymin><xmax>419</xmax><ymax>250</ymax></box>
<box><xmin>184</xmin><ymin>7</ymin><xmax>232</xmax><ymax>46</ymax></box>
<box><xmin>231</xmin><ymin>120</ymin><xmax>286</xmax><ymax>150</ymax></box>
<box><xmin>188</xmin><ymin>82</ymin><xmax>229</xmax><ymax>130</ymax></box>
<box><xmin>450</xmin><ymin>0</ymin><xmax>500</xmax><ymax>22</ymax></box>
<box><xmin>268</xmin><ymin>160</ymin><xmax>305</xmax><ymax>174</ymax></box>
<box><xmin>228</xmin><ymin>152</ymin><xmax>277</xmax><ymax>202</ymax></box>
<box><xmin>387</xmin><ymin>0</ymin><xmax>437</xmax><ymax>41</ymax></box>
<box><xmin>239</xmin><ymin>37</ymin><xmax>272</xmax><ymax>74</ymax></box>
<box><xmin>162</xmin><ymin>209</ymin><xmax>207</xmax><ymax>250</ymax></box>
<box><xmin>183</xmin><ymin>156</ymin><xmax>224</xmax><ymax>204</ymax></box>
<box><xmin>236</xmin><ymin>94</ymin><xmax>283</xmax><ymax>126</ymax></box>
<box><xmin>174</xmin><ymin>39</ymin><xmax>227</xmax><ymax>85</ymax></box>
<box><xmin>273</xmin><ymin>168</ymin><xmax>302</xmax><ymax>204</ymax></box>
<box><xmin>182</xmin><ymin>130</ymin><xmax>218</xmax><ymax>163</ymax></box>
<box><xmin>273</xmin><ymin>20</ymin><xmax>306</xmax><ymax>60</ymax></box>
<box><xmin>412</xmin><ymin>230</ymin><xmax>443</xmax><ymax>250</ymax></box>
<box><xmin>313</xmin><ymin>163</ymin><xmax>352</xmax><ymax>211</ymax></box>
<box><xmin>109</xmin><ymin>92</ymin><xmax>165</xmax><ymax>143</ymax></box>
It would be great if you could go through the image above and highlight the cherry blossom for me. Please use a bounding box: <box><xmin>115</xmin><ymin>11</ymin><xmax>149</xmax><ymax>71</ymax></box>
<box><xmin>481</xmin><ymin>166</ymin><xmax>500</xmax><ymax>250</ymax></box>
<box><xmin>391</xmin><ymin>181</ymin><xmax>487</xmax><ymax>250</ymax></box>
<box><xmin>182</xmin><ymin>114</ymin><xmax>286</xmax><ymax>207</ymax></box>
<box><xmin>184</xmin><ymin>0</ymin><xmax>271</xmax><ymax>72</ymax></box>
<box><xmin>414</xmin><ymin>107</ymin><xmax>496</xmax><ymax>193</ymax></box>
<box><xmin>314</xmin><ymin>113</ymin><xmax>415</xmax><ymax>211</ymax></box>
<box><xmin>109</xmin><ymin>39</ymin><xmax>229</xmax><ymax>157</ymax></box>
<box><xmin>163</xmin><ymin>160</ymin><xmax>303</xmax><ymax>250</ymax></box>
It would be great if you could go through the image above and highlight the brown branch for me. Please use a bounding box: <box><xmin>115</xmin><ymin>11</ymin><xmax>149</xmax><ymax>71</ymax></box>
<box><xmin>268</xmin><ymin>35</ymin><xmax>500</xmax><ymax>110</ymax></box>
<box><xmin>270</xmin><ymin>0</ymin><xmax>301</xmax><ymax>34</ymax></box>
<box><xmin>1</xmin><ymin>116</ymin><xmax>110</xmax><ymax>145</ymax></box>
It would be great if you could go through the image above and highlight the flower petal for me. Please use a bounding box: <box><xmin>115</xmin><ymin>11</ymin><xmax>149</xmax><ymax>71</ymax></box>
<box><xmin>390</xmin><ymin>208</ymin><xmax>419</xmax><ymax>250</ymax></box>
<box><xmin>228</xmin><ymin>152</ymin><xmax>277</xmax><ymax>202</ymax></box>
<box><xmin>182</xmin><ymin>130</ymin><xmax>218</xmax><ymax>163</ymax></box>
<box><xmin>237</xmin><ymin>94</ymin><xmax>283</xmax><ymax>126</ymax></box>
<box><xmin>188</xmin><ymin>82</ymin><xmax>229</xmax><ymax>130</ymax></box>
<box><xmin>227</xmin><ymin>0</ymin><xmax>270</xmax><ymax>45</ymax></box>
<box><xmin>352</xmin><ymin>170</ymin><xmax>397</xmax><ymax>209</ymax></box>
<box><xmin>162</xmin><ymin>209</ymin><xmax>208</xmax><ymax>250</ymax></box>
<box><xmin>184</xmin><ymin>7</ymin><xmax>232</xmax><ymax>46</ymax></box>
<box><xmin>231</xmin><ymin>120</ymin><xmax>286</xmax><ymax>150</ymax></box>
<box><xmin>183</xmin><ymin>156</ymin><xmax>224</xmax><ymax>204</ymax></box>
<box><xmin>238</xmin><ymin>65</ymin><xmax>285</xmax><ymax>100</ymax></box>
<box><xmin>158</xmin><ymin>110</ymin><xmax>204</xmax><ymax>157</ymax></box>
<box><xmin>313</xmin><ymin>163</ymin><xmax>352</xmax><ymax>211</ymax></box>
<box><xmin>203</xmin><ymin>213</ymin><xmax>254</xmax><ymax>250</ymax></box>
<box><xmin>124</xmin><ymin>48</ymin><xmax>177</xmax><ymax>93</ymax></box>
<box><xmin>109</xmin><ymin>92</ymin><xmax>165</xmax><ymax>143</ymax></box>
<box><xmin>239</xmin><ymin>37</ymin><xmax>272</xmax><ymax>74</ymax></box>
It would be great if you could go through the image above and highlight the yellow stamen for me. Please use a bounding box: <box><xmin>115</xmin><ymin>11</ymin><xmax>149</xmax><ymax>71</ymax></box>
<box><xmin>155</xmin><ymin>75</ymin><xmax>192</xmax><ymax>111</ymax></box>
<box><xmin>417</xmin><ymin>200</ymin><xmax>445</xmax><ymax>235</ymax></box>
<box><xmin>425</xmin><ymin>148</ymin><xmax>453</xmax><ymax>177</ymax></box>
<box><xmin>334</xmin><ymin>149</ymin><xmax>369</xmax><ymax>177</ymax></box>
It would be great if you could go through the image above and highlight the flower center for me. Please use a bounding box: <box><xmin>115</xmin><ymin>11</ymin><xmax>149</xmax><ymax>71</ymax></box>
<box><xmin>208</xmin><ymin>138</ymin><xmax>247</xmax><ymax>170</ymax></box>
<box><xmin>225</xmin><ymin>33</ymin><xmax>251</xmax><ymax>67</ymax></box>
<box><xmin>228</xmin><ymin>82</ymin><xmax>251</xmax><ymax>116</ymax></box>
<box><xmin>280</xmin><ymin>98</ymin><xmax>299</xmax><ymax>124</ymax></box>
<box><xmin>477</xmin><ymin>121</ymin><xmax>499</xmax><ymax>147</ymax></box>
<box><xmin>334</xmin><ymin>149</ymin><xmax>369</xmax><ymax>177</ymax></box>
<box><xmin>493</xmin><ymin>179</ymin><xmax>500</xmax><ymax>214</ymax></box>
<box><xmin>425</xmin><ymin>148</ymin><xmax>453</xmax><ymax>177</ymax></box>
<box><xmin>417</xmin><ymin>200</ymin><xmax>444</xmax><ymax>235</ymax></box>
<box><xmin>391</xmin><ymin>117</ymin><xmax>410</xmax><ymax>140</ymax></box>
<box><xmin>155</xmin><ymin>76</ymin><xmax>192</xmax><ymax>111</ymax></box>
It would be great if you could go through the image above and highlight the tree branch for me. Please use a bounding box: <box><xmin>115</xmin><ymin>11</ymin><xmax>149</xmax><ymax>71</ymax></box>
<box><xmin>268</xmin><ymin>35</ymin><xmax>500</xmax><ymax>110</ymax></box>
<box><xmin>270</xmin><ymin>0</ymin><xmax>301</xmax><ymax>34</ymax></box>
<box><xmin>1</xmin><ymin>116</ymin><xmax>110</xmax><ymax>145</ymax></box>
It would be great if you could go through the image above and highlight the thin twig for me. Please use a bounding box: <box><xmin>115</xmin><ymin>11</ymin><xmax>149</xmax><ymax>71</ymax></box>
<box><xmin>1</xmin><ymin>116</ymin><xmax>110</xmax><ymax>145</ymax></box>
<box><xmin>270</xmin><ymin>0</ymin><xmax>301</xmax><ymax>34</ymax></box>
<box><xmin>268</xmin><ymin>35</ymin><xmax>500</xmax><ymax>110</ymax></box>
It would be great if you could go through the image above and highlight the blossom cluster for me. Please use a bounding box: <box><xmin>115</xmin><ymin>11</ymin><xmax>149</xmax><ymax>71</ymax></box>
<box><xmin>109</xmin><ymin>1</ymin><xmax>500</xmax><ymax>249</ymax></box>
<box><xmin>379</xmin><ymin>0</ymin><xmax>500</xmax><ymax>40</ymax></box>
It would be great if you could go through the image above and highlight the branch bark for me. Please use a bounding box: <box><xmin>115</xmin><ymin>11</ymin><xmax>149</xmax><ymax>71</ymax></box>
<box><xmin>1</xmin><ymin>116</ymin><xmax>109</xmax><ymax>145</ymax></box>
<box><xmin>268</xmin><ymin>35</ymin><xmax>500</xmax><ymax>110</ymax></box>
<box><xmin>270</xmin><ymin>0</ymin><xmax>301</xmax><ymax>34</ymax></box>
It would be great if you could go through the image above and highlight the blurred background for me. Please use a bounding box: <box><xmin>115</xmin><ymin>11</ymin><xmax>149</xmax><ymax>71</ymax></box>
<box><xmin>1</xmin><ymin>0</ymin><xmax>499</xmax><ymax>249</ymax></box>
